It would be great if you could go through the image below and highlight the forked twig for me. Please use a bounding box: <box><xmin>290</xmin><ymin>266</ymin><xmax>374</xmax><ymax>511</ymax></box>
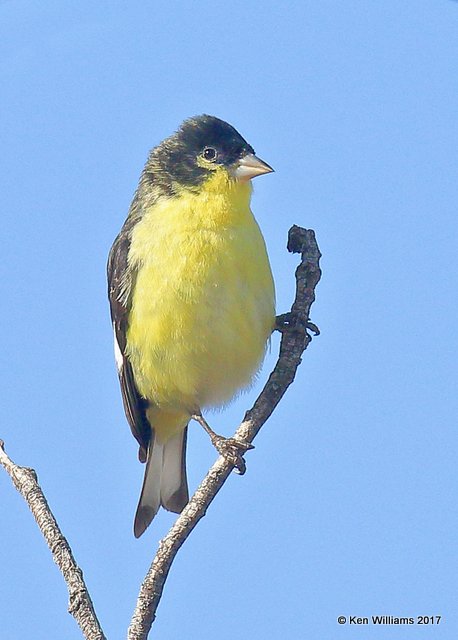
<box><xmin>1</xmin><ymin>225</ymin><xmax>321</xmax><ymax>640</ymax></box>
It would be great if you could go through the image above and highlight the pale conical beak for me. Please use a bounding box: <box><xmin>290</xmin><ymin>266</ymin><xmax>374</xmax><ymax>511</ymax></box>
<box><xmin>234</xmin><ymin>153</ymin><xmax>274</xmax><ymax>182</ymax></box>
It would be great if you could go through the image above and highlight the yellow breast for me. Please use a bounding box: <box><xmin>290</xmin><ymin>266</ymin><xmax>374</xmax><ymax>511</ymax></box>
<box><xmin>126</xmin><ymin>168</ymin><xmax>275</xmax><ymax>414</ymax></box>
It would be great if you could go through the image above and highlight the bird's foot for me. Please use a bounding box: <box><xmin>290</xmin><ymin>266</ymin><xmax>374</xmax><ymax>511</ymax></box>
<box><xmin>192</xmin><ymin>413</ymin><xmax>254</xmax><ymax>475</ymax></box>
<box><xmin>209</xmin><ymin>434</ymin><xmax>254</xmax><ymax>475</ymax></box>
<box><xmin>275</xmin><ymin>312</ymin><xmax>320</xmax><ymax>336</ymax></box>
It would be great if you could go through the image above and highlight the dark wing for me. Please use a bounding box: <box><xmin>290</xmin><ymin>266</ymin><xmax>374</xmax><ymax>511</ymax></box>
<box><xmin>107</xmin><ymin>214</ymin><xmax>150</xmax><ymax>463</ymax></box>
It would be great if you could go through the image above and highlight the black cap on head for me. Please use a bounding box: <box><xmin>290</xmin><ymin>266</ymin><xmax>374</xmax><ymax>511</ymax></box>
<box><xmin>177</xmin><ymin>114</ymin><xmax>255</xmax><ymax>164</ymax></box>
<box><xmin>146</xmin><ymin>115</ymin><xmax>255</xmax><ymax>194</ymax></box>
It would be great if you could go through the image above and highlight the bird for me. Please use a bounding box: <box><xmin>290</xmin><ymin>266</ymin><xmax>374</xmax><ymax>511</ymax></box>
<box><xmin>107</xmin><ymin>115</ymin><xmax>275</xmax><ymax>537</ymax></box>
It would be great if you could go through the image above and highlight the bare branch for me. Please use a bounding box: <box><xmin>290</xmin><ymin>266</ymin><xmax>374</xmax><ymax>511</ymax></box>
<box><xmin>1</xmin><ymin>225</ymin><xmax>321</xmax><ymax>640</ymax></box>
<box><xmin>0</xmin><ymin>440</ymin><xmax>106</xmax><ymax>640</ymax></box>
<box><xmin>128</xmin><ymin>225</ymin><xmax>322</xmax><ymax>640</ymax></box>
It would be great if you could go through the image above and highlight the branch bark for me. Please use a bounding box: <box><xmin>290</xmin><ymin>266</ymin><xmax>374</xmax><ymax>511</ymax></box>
<box><xmin>1</xmin><ymin>225</ymin><xmax>321</xmax><ymax>640</ymax></box>
<box><xmin>128</xmin><ymin>225</ymin><xmax>322</xmax><ymax>639</ymax></box>
<box><xmin>0</xmin><ymin>440</ymin><xmax>106</xmax><ymax>640</ymax></box>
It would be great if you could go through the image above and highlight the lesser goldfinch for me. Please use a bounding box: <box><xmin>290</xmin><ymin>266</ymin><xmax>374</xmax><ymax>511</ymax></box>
<box><xmin>108</xmin><ymin>115</ymin><xmax>275</xmax><ymax>537</ymax></box>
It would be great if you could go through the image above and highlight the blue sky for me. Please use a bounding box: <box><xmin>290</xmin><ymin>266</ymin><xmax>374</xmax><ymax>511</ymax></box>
<box><xmin>1</xmin><ymin>1</ymin><xmax>457</xmax><ymax>638</ymax></box>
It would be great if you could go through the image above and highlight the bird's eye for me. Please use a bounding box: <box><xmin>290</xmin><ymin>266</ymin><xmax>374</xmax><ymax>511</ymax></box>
<box><xmin>202</xmin><ymin>147</ymin><xmax>217</xmax><ymax>161</ymax></box>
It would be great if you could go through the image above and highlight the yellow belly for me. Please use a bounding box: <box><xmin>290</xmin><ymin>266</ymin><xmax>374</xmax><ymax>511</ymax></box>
<box><xmin>126</xmin><ymin>170</ymin><xmax>275</xmax><ymax>426</ymax></box>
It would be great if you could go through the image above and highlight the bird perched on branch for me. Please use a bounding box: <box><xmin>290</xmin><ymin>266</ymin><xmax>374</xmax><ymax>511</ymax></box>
<box><xmin>108</xmin><ymin>115</ymin><xmax>275</xmax><ymax>537</ymax></box>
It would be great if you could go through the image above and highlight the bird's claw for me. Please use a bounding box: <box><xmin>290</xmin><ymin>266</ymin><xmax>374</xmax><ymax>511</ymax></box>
<box><xmin>305</xmin><ymin>320</ymin><xmax>320</xmax><ymax>336</ymax></box>
<box><xmin>210</xmin><ymin>435</ymin><xmax>254</xmax><ymax>475</ymax></box>
<box><xmin>192</xmin><ymin>413</ymin><xmax>254</xmax><ymax>474</ymax></box>
<box><xmin>275</xmin><ymin>312</ymin><xmax>320</xmax><ymax>336</ymax></box>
